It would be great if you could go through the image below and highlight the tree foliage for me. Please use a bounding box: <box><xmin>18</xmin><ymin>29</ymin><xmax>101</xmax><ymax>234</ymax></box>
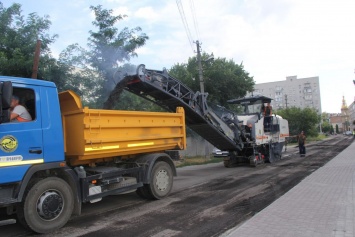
<box><xmin>276</xmin><ymin>107</ymin><xmax>319</xmax><ymax>137</ymax></box>
<box><xmin>0</xmin><ymin>2</ymin><xmax>101</xmax><ymax>100</ymax></box>
<box><xmin>62</xmin><ymin>5</ymin><xmax>149</xmax><ymax>108</ymax></box>
<box><xmin>0</xmin><ymin>2</ymin><xmax>58</xmax><ymax>78</ymax></box>
<box><xmin>0</xmin><ymin>3</ymin><xmax>154</xmax><ymax>110</ymax></box>
<box><xmin>321</xmin><ymin>121</ymin><xmax>332</xmax><ymax>133</ymax></box>
<box><xmin>169</xmin><ymin>53</ymin><xmax>255</xmax><ymax>106</ymax></box>
<box><xmin>330</xmin><ymin>124</ymin><xmax>334</xmax><ymax>134</ymax></box>
<box><xmin>320</xmin><ymin>112</ymin><xmax>332</xmax><ymax>133</ymax></box>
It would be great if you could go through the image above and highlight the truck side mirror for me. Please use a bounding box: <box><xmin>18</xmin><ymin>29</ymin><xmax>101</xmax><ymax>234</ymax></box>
<box><xmin>0</xmin><ymin>81</ymin><xmax>13</xmax><ymax>123</ymax></box>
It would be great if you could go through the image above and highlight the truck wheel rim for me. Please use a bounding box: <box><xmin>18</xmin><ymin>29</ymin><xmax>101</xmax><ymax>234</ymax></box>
<box><xmin>37</xmin><ymin>190</ymin><xmax>64</xmax><ymax>221</ymax></box>
<box><xmin>155</xmin><ymin>169</ymin><xmax>169</xmax><ymax>191</ymax></box>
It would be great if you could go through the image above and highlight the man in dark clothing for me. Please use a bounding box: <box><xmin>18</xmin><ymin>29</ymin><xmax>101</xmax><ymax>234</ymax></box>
<box><xmin>298</xmin><ymin>131</ymin><xmax>306</xmax><ymax>157</ymax></box>
<box><xmin>263</xmin><ymin>103</ymin><xmax>272</xmax><ymax>132</ymax></box>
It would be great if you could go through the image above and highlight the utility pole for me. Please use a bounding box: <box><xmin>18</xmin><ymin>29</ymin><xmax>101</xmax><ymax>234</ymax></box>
<box><xmin>196</xmin><ymin>40</ymin><xmax>204</xmax><ymax>94</ymax></box>
<box><xmin>31</xmin><ymin>40</ymin><xmax>41</xmax><ymax>79</ymax></box>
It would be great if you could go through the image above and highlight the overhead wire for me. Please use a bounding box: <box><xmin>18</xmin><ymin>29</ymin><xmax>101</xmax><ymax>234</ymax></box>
<box><xmin>189</xmin><ymin>0</ymin><xmax>200</xmax><ymax>42</ymax></box>
<box><xmin>176</xmin><ymin>0</ymin><xmax>194</xmax><ymax>52</ymax></box>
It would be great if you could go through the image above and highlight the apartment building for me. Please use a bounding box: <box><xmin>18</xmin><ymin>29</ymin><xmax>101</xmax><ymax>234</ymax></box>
<box><xmin>253</xmin><ymin>75</ymin><xmax>322</xmax><ymax>113</ymax></box>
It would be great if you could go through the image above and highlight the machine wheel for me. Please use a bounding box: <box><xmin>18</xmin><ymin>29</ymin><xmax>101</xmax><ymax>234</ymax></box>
<box><xmin>224</xmin><ymin>160</ymin><xmax>233</xmax><ymax>168</ymax></box>
<box><xmin>17</xmin><ymin>177</ymin><xmax>74</xmax><ymax>234</ymax></box>
<box><xmin>250</xmin><ymin>158</ymin><xmax>258</xmax><ymax>167</ymax></box>
<box><xmin>223</xmin><ymin>157</ymin><xmax>238</xmax><ymax>168</ymax></box>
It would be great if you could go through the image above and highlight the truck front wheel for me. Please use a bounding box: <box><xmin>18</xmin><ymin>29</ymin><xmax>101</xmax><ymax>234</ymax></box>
<box><xmin>17</xmin><ymin>177</ymin><xmax>74</xmax><ymax>234</ymax></box>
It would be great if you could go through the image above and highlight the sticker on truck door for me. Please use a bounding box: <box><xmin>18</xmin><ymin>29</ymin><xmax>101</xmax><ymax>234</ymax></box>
<box><xmin>0</xmin><ymin>135</ymin><xmax>18</xmax><ymax>153</ymax></box>
<box><xmin>0</xmin><ymin>155</ymin><xmax>23</xmax><ymax>162</ymax></box>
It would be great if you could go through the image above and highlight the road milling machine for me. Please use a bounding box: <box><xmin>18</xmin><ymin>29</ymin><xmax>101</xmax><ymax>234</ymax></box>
<box><xmin>112</xmin><ymin>65</ymin><xmax>289</xmax><ymax>167</ymax></box>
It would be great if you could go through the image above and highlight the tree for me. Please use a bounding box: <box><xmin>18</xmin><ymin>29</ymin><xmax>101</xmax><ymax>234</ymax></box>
<box><xmin>320</xmin><ymin>112</ymin><xmax>332</xmax><ymax>133</ymax></box>
<box><xmin>169</xmin><ymin>53</ymin><xmax>255</xmax><ymax>106</ymax></box>
<box><xmin>62</xmin><ymin>5</ymin><xmax>149</xmax><ymax>108</ymax></box>
<box><xmin>0</xmin><ymin>2</ymin><xmax>58</xmax><ymax>78</ymax></box>
<box><xmin>330</xmin><ymin>125</ymin><xmax>334</xmax><ymax>134</ymax></box>
<box><xmin>336</xmin><ymin>124</ymin><xmax>339</xmax><ymax>134</ymax></box>
<box><xmin>0</xmin><ymin>2</ymin><xmax>98</xmax><ymax>96</ymax></box>
<box><xmin>277</xmin><ymin>107</ymin><xmax>319</xmax><ymax>137</ymax></box>
<box><xmin>321</xmin><ymin>122</ymin><xmax>332</xmax><ymax>133</ymax></box>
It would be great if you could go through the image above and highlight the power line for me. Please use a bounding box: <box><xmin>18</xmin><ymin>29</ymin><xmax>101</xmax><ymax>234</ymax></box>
<box><xmin>176</xmin><ymin>0</ymin><xmax>194</xmax><ymax>52</ymax></box>
<box><xmin>189</xmin><ymin>0</ymin><xmax>200</xmax><ymax>41</ymax></box>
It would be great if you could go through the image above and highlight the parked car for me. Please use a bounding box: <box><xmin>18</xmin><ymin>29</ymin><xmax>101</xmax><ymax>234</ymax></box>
<box><xmin>345</xmin><ymin>131</ymin><xmax>352</xmax><ymax>136</ymax></box>
<box><xmin>212</xmin><ymin>148</ymin><xmax>229</xmax><ymax>157</ymax></box>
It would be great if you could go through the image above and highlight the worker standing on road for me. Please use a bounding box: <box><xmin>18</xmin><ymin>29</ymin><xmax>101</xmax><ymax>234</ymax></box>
<box><xmin>298</xmin><ymin>131</ymin><xmax>306</xmax><ymax>157</ymax></box>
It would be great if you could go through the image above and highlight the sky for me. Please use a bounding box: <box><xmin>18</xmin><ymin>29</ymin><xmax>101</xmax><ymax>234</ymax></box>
<box><xmin>4</xmin><ymin>0</ymin><xmax>355</xmax><ymax>113</ymax></box>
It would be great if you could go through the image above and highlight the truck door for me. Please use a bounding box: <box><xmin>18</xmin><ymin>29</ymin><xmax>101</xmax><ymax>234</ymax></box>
<box><xmin>0</xmin><ymin>86</ymin><xmax>43</xmax><ymax>184</ymax></box>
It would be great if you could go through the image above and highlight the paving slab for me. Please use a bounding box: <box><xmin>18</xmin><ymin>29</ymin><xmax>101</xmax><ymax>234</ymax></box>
<box><xmin>224</xmin><ymin>140</ymin><xmax>355</xmax><ymax>237</ymax></box>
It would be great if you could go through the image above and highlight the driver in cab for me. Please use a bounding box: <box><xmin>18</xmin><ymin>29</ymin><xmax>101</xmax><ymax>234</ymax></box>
<box><xmin>10</xmin><ymin>95</ymin><xmax>32</xmax><ymax>122</ymax></box>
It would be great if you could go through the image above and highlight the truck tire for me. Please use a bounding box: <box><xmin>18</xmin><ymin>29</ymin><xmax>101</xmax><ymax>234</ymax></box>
<box><xmin>149</xmin><ymin>161</ymin><xmax>173</xmax><ymax>199</ymax></box>
<box><xmin>17</xmin><ymin>177</ymin><xmax>74</xmax><ymax>234</ymax></box>
<box><xmin>137</xmin><ymin>161</ymin><xmax>173</xmax><ymax>200</ymax></box>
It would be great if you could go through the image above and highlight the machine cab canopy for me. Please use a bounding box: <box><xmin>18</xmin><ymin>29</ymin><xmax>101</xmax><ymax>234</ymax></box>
<box><xmin>227</xmin><ymin>95</ymin><xmax>272</xmax><ymax>116</ymax></box>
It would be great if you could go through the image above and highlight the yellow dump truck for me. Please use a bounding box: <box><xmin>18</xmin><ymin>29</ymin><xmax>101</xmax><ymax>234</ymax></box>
<box><xmin>0</xmin><ymin>78</ymin><xmax>186</xmax><ymax>233</ymax></box>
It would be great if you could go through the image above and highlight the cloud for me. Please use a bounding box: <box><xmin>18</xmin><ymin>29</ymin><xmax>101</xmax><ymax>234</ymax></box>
<box><xmin>112</xmin><ymin>6</ymin><xmax>131</xmax><ymax>18</ymax></box>
<box><xmin>10</xmin><ymin>0</ymin><xmax>355</xmax><ymax>112</ymax></box>
<box><xmin>133</xmin><ymin>7</ymin><xmax>160</xmax><ymax>23</ymax></box>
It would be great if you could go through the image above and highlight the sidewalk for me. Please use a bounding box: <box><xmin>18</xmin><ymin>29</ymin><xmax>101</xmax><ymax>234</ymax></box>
<box><xmin>224</xmin><ymin>140</ymin><xmax>355</xmax><ymax>237</ymax></box>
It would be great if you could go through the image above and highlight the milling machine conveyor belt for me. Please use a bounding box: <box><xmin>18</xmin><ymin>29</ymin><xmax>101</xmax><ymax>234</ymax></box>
<box><xmin>121</xmin><ymin>65</ymin><xmax>240</xmax><ymax>151</ymax></box>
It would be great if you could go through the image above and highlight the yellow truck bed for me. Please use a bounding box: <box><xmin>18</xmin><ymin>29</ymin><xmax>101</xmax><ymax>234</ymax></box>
<box><xmin>59</xmin><ymin>90</ymin><xmax>186</xmax><ymax>166</ymax></box>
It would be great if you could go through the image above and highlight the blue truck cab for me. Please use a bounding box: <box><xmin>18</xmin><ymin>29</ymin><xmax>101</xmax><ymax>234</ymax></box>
<box><xmin>0</xmin><ymin>77</ymin><xmax>84</xmax><ymax>233</ymax></box>
<box><xmin>0</xmin><ymin>77</ymin><xmax>65</xmax><ymax>184</ymax></box>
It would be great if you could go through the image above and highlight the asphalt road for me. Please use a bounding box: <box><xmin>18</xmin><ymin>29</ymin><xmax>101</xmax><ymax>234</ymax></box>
<box><xmin>1</xmin><ymin>135</ymin><xmax>353</xmax><ymax>237</ymax></box>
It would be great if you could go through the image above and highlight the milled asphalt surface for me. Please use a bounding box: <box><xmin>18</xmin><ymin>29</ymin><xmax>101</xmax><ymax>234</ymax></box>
<box><xmin>224</xmin><ymin>138</ymin><xmax>355</xmax><ymax>237</ymax></box>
